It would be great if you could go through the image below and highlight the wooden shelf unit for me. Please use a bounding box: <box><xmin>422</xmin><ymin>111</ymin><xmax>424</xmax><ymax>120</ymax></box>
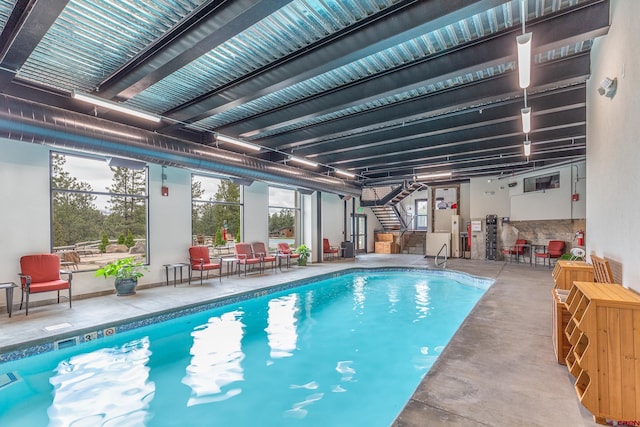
<box><xmin>564</xmin><ymin>281</ymin><xmax>640</xmax><ymax>423</ymax></box>
<box><xmin>552</xmin><ymin>260</ymin><xmax>594</xmax><ymax>364</ymax></box>
<box><xmin>553</xmin><ymin>260</ymin><xmax>594</xmax><ymax>290</ymax></box>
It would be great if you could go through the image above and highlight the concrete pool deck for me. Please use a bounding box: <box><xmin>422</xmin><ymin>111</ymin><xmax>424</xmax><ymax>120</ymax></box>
<box><xmin>0</xmin><ymin>254</ymin><xmax>599</xmax><ymax>426</ymax></box>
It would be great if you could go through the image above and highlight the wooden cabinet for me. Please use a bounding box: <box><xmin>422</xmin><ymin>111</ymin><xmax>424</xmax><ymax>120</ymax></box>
<box><xmin>552</xmin><ymin>261</ymin><xmax>594</xmax><ymax>364</ymax></box>
<box><xmin>564</xmin><ymin>281</ymin><xmax>640</xmax><ymax>423</ymax></box>
<box><xmin>552</xmin><ymin>260</ymin><xmax>594</xmax><ymax>290</ymax></box>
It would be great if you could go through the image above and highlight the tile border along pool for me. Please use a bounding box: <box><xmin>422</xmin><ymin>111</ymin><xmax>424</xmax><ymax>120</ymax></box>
<box><xmin>0</xmin><ymin>267</ymin><xmax>493</xmax><ymax>364</ymax></box>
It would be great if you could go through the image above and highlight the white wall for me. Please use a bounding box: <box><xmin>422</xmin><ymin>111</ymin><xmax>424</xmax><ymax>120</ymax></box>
<box><xmin>0</xmin><ymin>138</ymin><xmax>198</xmax><ymax>303</ymax></box>
<box><xmin>468</xmin><ymin>162</ymin><xmax>586</xmax><ymax>222</ymax></box>
<box><xmin>322</xmin><ymin>193</ymin><xmax>345</xmax><ymax>246</ymax></box>
<box><xmin>469</xmin><ymin>178</ymin><xmax>510</xmax><ymax>219</ymax></box>
<box><xmin>147</xmin><ymin>164</ymin><xmax>193</xmax><ymax>275</ymax></box>
<box><xmin>587</xmin><ymin>0</ymin><xmax>640</xmax><ymax>289</ymax></box>
<box><xmin>243</xmin><ymin>181</ymin><xmax>269</xmax><ymax>243</ymax></box>
<box><xmin>307</xmin><ymin>191</ymin><xmax>348</xmax><ymax>262</ymax></box>
<box><xmin>0</xmin><ymin>139</ymin><xmax>51</xmax><ymax>278</ymax></box>
<box><xmin>509</xmin><ymin>162</ymin><xmax>586</xmax><ymax>220</ymax></box>
<box><xmin>0</xmin><ymin>138</ymin><xmax>291</xmax><ymax>307</ymax></box>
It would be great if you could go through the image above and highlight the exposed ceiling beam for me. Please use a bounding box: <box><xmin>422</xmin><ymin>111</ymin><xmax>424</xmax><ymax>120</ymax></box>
<box><xmin>332</xmin><ymin>123</ymin><xmax>586</xmax><ymax>172</ymax></box>
<box><xmin>316</xmin><ymin>109</ymin><xmax>585</xmax><ymax>168</ymax></box>
<box><xmin>358</xmin><ymin>136</ymin><xmax>586</xmax><ymax>178</ymax></box>
<box><xmin>0</xmin><ymin>0</ymin><xmax>69</xmax><ymax>89</ymax></box>
<box><xmin>161</xmin><ymin>0</ymin><xmax>506</xmax><ymax>126</ymax></box>
<box><xmin>211</xmin><ymin>1</ymin><xmax>607</xmax><ymax>138</ymax></box>
<box><xmin>293</xmin><ymin>87</ymin><xmax>585</xmax><ymax>157</ymax></box>
<box><xmin>259</xmin><ymin>54</ymin><xmax>590</xmax><ymax>156</ymax></box>
<box><xmin>360</xmin><ymin>149</ymin><xmax>587</xmax><ymax>185</ymax></box>
<box><xmin>97</xmin><ymin>0</ymin><xmax>293</xmax><ymax>100</ymax></box>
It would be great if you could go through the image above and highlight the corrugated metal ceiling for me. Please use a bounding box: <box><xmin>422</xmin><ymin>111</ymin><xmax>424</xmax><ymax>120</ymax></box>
<box><xmin>0</xmin><ymin>0</ymin><xmax>607</xmax><ymax>187</ymax></box>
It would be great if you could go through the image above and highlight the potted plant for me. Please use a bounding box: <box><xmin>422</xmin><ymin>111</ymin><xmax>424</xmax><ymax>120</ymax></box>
<box><xmin>95</xmin><ymin>256</ymin><xmax>146</xmax><ymax>296</ymax></box>
<box><xmin>295</xmin><ymin>244</ymin><xmax>311</xmax><ymax>266</ymax></box>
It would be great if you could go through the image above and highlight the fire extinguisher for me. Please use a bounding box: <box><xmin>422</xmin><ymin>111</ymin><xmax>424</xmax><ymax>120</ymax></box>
<box><xmin>576</xmin><ymin>230</ymin><xmax>585</xmax><ymax>246</ymax></box>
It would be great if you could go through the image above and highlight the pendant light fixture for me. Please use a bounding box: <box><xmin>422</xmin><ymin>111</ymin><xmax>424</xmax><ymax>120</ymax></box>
<box><xmin>521</xmin><ymin>107</ymin><xmax>531</xmax><ymax>134</ymax></box>
<box><xmin>517</xmin><ymin>0</ymin><xmax>533</xmax><ymax>157</ymax></box>
<box><xmin>517</xmin><ymin>33</ymin><xmax>532</xmax><ymax>89</ymax></box>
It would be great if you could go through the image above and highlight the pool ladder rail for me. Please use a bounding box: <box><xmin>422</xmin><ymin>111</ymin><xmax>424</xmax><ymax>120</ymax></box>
<box><xmin>435</xmin><ymin>243</ymin><xmax>448</xmax><ymax>269</ymax></box>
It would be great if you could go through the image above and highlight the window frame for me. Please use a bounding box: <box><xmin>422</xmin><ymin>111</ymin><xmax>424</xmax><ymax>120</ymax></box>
<box><xmin>523</xmin><ymin>172</ymin><xmax>560</xmax><ymax>193</ymax></box>
<box><xmin>191</xmin><ymin>174</ymin><xmax>243</xmax><ymax>247</ymax></box>
<box><xmin>49</xmin><ymin>151</ymin><xmax>150</xmax><ymax>271</ymax></box>
<box><xmin>268</xmin><ymin>187</ymin><xmax>301</xmax><ymax>251</ymax></box>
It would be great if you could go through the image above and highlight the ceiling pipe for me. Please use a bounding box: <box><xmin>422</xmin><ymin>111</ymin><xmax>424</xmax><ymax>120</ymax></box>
<box><xmin>0</xmin><ymin>95</ymin><xmax>361</xmax><ymax>197</ymax></box>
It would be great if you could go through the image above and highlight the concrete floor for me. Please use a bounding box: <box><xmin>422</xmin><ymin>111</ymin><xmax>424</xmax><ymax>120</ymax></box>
<box><xmin>0</xmin><ymin>254</ymin><xmax>599</xmax><ymax>426</ymax></box>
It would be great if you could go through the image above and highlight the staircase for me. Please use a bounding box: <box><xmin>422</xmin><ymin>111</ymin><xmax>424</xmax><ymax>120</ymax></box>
<box><xmin>370</xmin><ymin>205</ymin><xmax>402</xmax><ymax>231</ymax></box>
<box><xmin>363</xmin><ymin>182</ymin><xmax>427</xmax><ymax>232</ymax></box>
<box><xmin>389</xmin><ymin>182</ymin><xmax>427</xmax><ymax>204</ymax></box>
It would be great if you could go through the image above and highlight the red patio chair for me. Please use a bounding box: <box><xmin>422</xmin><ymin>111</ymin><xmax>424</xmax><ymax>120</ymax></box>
<box><xmin>251</xmin><ymin>242</ymin><xmax>277</xmax><ymax>272</ymax></box>
<box><xmin>534</xmin><ymin>240</ymin><xmax>565</xmax><ymax>268</ymax></box>
<box><xmin>18</xmin><ymin>254</ymin><xmax>72</xmax><ymax>315</ymax></box>
<box><xmin>277</xmin><ymin>242</ymin><xmax>300</xmax><ymax>269</ymax></box>
<box><xmin>323</xmin><ymin>238</ymin><xmax>339</xmax><ymax>261</ymax></box>
<box><xmin>502</xmin><ymin>239</ymin><xmax>527</xmax><ymax>263</ymax></box>
<box><xmin>234</xmin><ymin>243</ymin><xmax>263</xmax><ymax>276</ymax></box>
<box><xmin>189</xmin><ymin>246</ymin><xmax>222</xmax><ymax>285</ymax></box>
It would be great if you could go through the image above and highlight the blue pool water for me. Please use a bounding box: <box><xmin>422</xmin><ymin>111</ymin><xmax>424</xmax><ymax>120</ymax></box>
<box><xmin>0</xmin><ymin>270</ymin><xmax>489</xmax><ymax>426</ymax></box>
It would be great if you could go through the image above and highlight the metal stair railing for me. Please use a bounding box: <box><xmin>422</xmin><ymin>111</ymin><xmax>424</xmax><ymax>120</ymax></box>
<box><xmin>392</xmin><ymin>204</ymin><xmax>408</xmax><ymax>229</ymax></box>
<box><xmin>435</xmin><ymin>243</ymin><xmax>448</xmax><ymax>269</ymax></box>
<box><xmin>395</xmin><ymin>200</ymin><xmax>414</xmax><ymax>252</ymax></box>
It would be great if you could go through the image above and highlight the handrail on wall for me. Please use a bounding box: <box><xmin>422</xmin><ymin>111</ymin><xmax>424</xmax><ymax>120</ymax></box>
<box><xmin>435</xmin><ymin>243</ymin><xmax>448</xmax><ymax>269</ymax></box>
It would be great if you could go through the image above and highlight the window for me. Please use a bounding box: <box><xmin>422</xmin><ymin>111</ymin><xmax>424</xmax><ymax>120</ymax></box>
<box><xmin>192</xmin><ymin>175</ymin><xmax>242</xmax><ymax>247</ymax></box>
<box><xmin>415</xmin><ymin>199</ymin><xmax>428</xmax><ymax>230</ymax></box>
<box><xmin>268</xmin><ymin>187</ymin><xmax>300</xmax><ymax>251</ymax></box>
<box><xmin>51</xmin><ymin>152</ymin><xmax>148</xmax><ymax>270</ymax></box>
<box><xmin>524</xmin><ymin>172</ymin><xmax>560</xmax><ymax>193</ymax></box>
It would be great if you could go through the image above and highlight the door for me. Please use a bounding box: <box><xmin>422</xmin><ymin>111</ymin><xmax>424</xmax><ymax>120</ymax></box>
<box><xmin>415</xmin><ymin>199</ymin><xmax>429</xmax><ymax>230</ymax></box>
<box><xmin>351</xmin><ymin>214</ymin><xmax>367</xmax><ymax>253</ymax></box>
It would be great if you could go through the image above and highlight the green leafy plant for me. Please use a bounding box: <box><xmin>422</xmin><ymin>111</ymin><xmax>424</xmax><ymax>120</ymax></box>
<box><xmin>295</xmin><ymin>244</ymin><xmax>311</xmax><ymax>265</ymax></box>
<box><xmin>95</xmin><ymin>256</ymin><xmax>146</xmax><ymax>280</ymax></box>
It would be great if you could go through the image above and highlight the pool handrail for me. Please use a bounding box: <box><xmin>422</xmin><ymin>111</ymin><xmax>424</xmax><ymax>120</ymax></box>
<box><xmin>435</xmin><ymin>243</ymin><xmax>448</xmax><ymax>269</ymax></box>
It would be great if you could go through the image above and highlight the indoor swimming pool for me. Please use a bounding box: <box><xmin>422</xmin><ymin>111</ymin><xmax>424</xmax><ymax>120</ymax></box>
<box><xmin>0</xmin><ymin>269</ymin><xmax>491</xmax><ymax>426</ymax></box>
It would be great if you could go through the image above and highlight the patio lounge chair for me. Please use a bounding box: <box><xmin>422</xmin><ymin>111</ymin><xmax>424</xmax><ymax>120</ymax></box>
<box><xmin>234</xmin><ymin>243</ymin><xmax>263</xmax><ymax>276</ymax></box>
<box><xmin>189</xmin><ymin>246</ymin><xmax>222</xmax><ymax>284</ymax></box>
<box><xmin>534</xmin><ymin>240</ymin><xmax>565</xmax><ymax>268</ymax></box>
<box><xmin>251</xmin><ymin>242</ymin><xmax>277</xmax><ymax>272</ymax></box>
<box><xmin>323</xmin><ymin>238</ymin><xmax>339</xmax><ymax>261</ymax></box>
<box><xmin>18</xmin><ymin>253</ymin><xmax>72</xmax><ymax>315</ymax></box>
<box><xmin>502</xmin><ymin>239</ymin><xmax>527</xmax><ymax>263</ymax></box>
<box><xmin>277</xmin><ymin>242</ymin><xmax>300</xmax><ymax>269</ymax></box>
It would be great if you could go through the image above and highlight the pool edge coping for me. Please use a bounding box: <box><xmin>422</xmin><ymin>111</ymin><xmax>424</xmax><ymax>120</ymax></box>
<box><xmin>0</xmin><ymin>267</ymin><xmax>493</xmax><ymax>363</ymax></box>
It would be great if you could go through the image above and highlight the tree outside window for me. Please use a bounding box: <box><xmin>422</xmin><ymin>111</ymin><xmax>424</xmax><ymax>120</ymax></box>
<box><xmin>268</xmin><ymin>187</ymin><xmax>299</xmax><ymax>251</ymax></box>
<box><xmin>51</xmin><ymin>153</ymin><xmax>148</xmax><ymax>270</ymax></box>
<box><xmin>192</xmin><ymin>175</ymin><xmax>241</xmax><ymax>247</ymax></box>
